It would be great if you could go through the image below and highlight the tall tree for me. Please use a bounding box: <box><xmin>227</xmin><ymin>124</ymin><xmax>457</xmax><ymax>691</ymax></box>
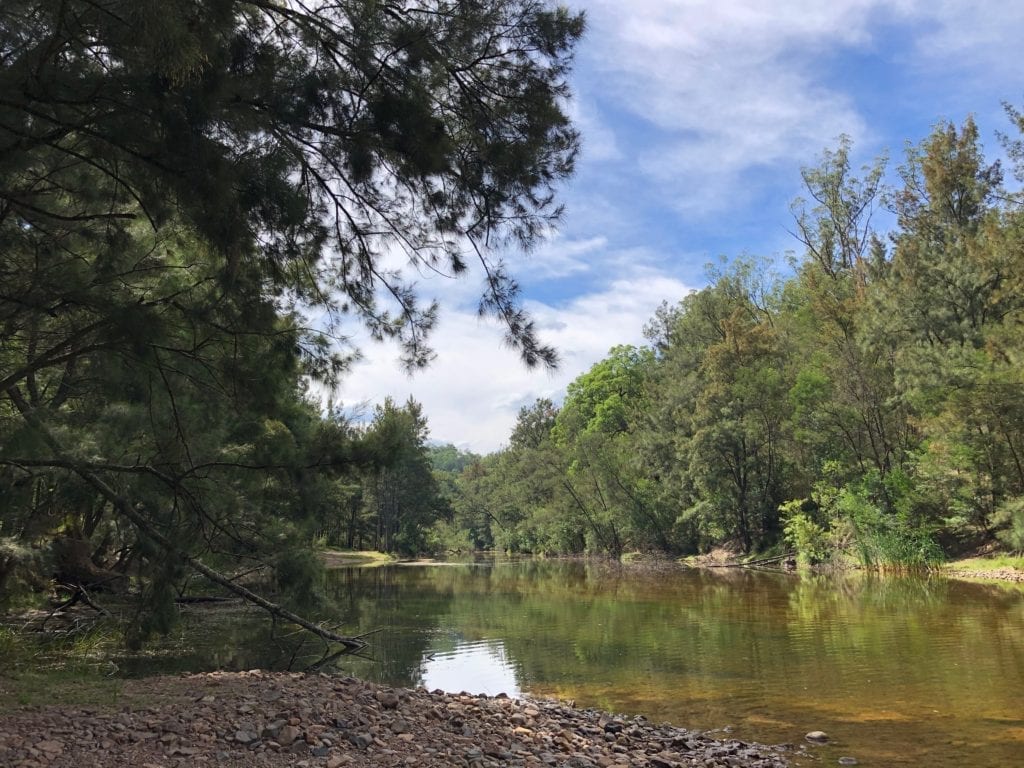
<box><xmin>0</xmin><ymin>0</ymin><xmax>584</xmax><ymax>637</ymax></box>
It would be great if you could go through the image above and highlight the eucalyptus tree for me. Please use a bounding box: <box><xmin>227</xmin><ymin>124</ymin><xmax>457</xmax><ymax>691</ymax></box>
<box><xmin>359</xmin><ymin>397</ymin><xmax>445</xmax><ymax>554</ymax></box>
<box><xmin>872</xmin><ymin>117</ymin><xmax>1024</xmax><ymax>536</ymax></box>
<box><xmin>785</xmin><ymin>139</ymin><xmax>911</xmax><ymax>488</ymax></box>
<box><xmin>550</xmin><ymin>345</ymin><xmax>670</xmax><ymax>554</ymax></box>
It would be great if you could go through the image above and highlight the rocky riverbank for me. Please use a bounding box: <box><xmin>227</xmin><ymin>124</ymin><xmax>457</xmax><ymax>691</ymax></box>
<box><xmin>944</xmin><ymin>565</ymin><xmax>1024</xmax><ymax>583</ymax></box>
<box><xmin>0</xmin><ymin>671</ymin><xmax>793</xmax><ymax>768</ymax></box>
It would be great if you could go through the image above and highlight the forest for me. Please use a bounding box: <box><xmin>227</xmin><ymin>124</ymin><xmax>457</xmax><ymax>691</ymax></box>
<box><xmin>432</xmin><ymin>116</ymin><xmax>1024</xmax><ymax>568</ymax></box>
<box><xmin>2</xmin><ymin>0</ymin><xmax>1024</xmax><ymax>648</ymax></box>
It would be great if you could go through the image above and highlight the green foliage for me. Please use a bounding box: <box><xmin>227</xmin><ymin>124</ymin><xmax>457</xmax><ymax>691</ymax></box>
<box><xmin>780</xmin><ymin>501</ymin><xmax>830</xmax><ymax>567</ymax></box>
<box><xmin>356</xmin><ymin>398</ymin><xmax>448</xmax><ymax>555</ymax></box>
<box><xmin>435</xmin><ymin>112</ymin><xmax>1024</xmax><ymax>566</ymax></box>
<box><xmin>273</xmin><ymin>548</ymin><xmax>328</xmax><ymax>614</ymax></box>
<box><xmin>854</xmin><ymin>525</ymin><xmax>945</xmax><ymax>570</ymax></box>
<box><xmin>429</xmin><ymin>445</ymin><xmax>481</xmax><ymax>474</ymax></box>
<box><xmin>426</xmin><ymin>519</ymin><xmax>476</xmax><ymax>554</ymax></box>
<box><xmin>0</xmin><ymin>0</ymin><xmax>585</xmax><ymax>640</ymax></box>
<box><xmin>992</xmin><ymin>497</ymin><xmax>1024</xmax><ymax>552</ymax></box>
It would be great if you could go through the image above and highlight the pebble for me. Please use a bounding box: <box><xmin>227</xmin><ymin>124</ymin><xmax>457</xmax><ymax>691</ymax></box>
<box><xmin>0</xmin><ymin>672</ymin><xmax>791</xmax><ymax>768</ymax></box>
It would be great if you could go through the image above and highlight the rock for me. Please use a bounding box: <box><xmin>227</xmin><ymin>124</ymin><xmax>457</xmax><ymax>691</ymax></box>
<box><xmin>0</xmin><ymin>671</ymin><xmax>793</xmax><ymax>768</ymax></box>
<box><xmin>838</xmin><ymin>758</ymin><xmax>858</xmax><ymax>766</ymax></box>
<box><xmin>649</xmin><ymin>754</ymin><xmax>678</xmax><ymax>768</ymax></box>
<box><xmin>349</xmin><ymin>732</ymin><xmax>373</xmax><ymax>750</ymax></box>
<box><xmin>261</xmin><ymin>720</ymin><xmax>286</xmax><ymax>740</ymax></box>
<box><xmin>805</xmin><ymin>731</ymin><xmax>829</xmax><ymax>743</ymax></box>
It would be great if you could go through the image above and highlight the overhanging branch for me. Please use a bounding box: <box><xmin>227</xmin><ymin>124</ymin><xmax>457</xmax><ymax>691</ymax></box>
<box><xmin>7</xmin><ymin>388</ymin><xmax>366</xmax><ymax>652</ymax></box>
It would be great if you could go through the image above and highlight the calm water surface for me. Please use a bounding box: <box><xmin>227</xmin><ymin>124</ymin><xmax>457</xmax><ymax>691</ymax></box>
<box><xmin>130</xmin><ymin>560</ymin><xmax>1024</xmax><ymax>768</ymax></box>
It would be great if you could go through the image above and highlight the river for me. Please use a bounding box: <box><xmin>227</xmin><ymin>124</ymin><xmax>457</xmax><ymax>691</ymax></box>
<box><xmin>121</xmin><ymin>559</ymin><xmax>1024</xmax><ymax>767</ymax></box>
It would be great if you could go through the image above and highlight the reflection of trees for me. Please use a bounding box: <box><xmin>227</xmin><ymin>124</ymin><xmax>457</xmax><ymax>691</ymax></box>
<box><xmin>109</xmin><ymin>558</ymin><xmax>1024</xmax><ymax>754</ymax></box>
<box><xmin>321</xmin><ymin>566</ymin><xmax>461</xmax><ymax>686</ymax></box>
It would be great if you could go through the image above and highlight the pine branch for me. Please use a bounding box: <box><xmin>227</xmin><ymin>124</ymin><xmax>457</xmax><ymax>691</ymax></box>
<box><xmin>7</xmin><ymin>388</ymin><xmax>366</xmax><ymax>652</ymax></box>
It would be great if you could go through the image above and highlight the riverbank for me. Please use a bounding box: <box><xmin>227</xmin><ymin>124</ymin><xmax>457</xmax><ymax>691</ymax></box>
<box><xmin>320</xmin><ymin>550</ymin><xmax>395</xmax><ymax>568</ymax></box>
<box><xmin>943</xmin><ymin>554</ymin><xmax>1024</xmax><ymax>583</ymax></box>
<box><xmin>679</xmin><ymin>547</ymin><xmax>1024</xmax><ymax>584</ymax></box>
<box><xmin>0</xmin><ymin>670</ymin><xmax>793</xmax><ymax>768</ymax></box>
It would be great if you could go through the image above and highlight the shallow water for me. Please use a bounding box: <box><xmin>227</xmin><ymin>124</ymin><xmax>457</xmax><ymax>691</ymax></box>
<box><xmin>125</xmin><ymin>559</ymin><xmax>1024</xmax><ymax>767</ymax></box>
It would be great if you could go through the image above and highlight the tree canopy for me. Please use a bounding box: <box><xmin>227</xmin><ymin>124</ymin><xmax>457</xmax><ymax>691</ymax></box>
<box><xmin>0</xmin><ymin>0</ymin><xmax>584</xmax><ymax>642</ymax></box>
<box><xmin>435</xmin><ymin>114</ymin><xmax>1024</xmax><ymax>566</ymax></box>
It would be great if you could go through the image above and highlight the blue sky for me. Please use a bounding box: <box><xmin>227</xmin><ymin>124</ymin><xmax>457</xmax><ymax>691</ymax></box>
<box><xmin>336</xmin><ymin>0</ymin><xmax>1024</xmax><ymax>453</ymax></box>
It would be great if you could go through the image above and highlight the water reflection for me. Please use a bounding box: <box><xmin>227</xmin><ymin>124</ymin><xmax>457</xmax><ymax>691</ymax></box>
<box><xmin>419</xmin><ymin>639</ymin><xmax>520</xmax><ymax>697</ymax></box>
<box><xmin>111</xmin><ymin>559</ymin><xmax>1024</xmax><ymax>768</ymax></box>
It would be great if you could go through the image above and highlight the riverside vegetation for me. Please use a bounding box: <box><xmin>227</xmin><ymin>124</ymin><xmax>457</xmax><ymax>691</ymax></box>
<box><xmin>428</xmin><ymin>117</ymin><xmax>1024</xmax><ymax>573</ymax></box>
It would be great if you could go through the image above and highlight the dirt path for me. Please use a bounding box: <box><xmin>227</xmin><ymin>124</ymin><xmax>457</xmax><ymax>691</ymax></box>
<box><xmin>0</xmin><ymin>671</ymin><xmax>793</xmax><ymax>768</ymax></box>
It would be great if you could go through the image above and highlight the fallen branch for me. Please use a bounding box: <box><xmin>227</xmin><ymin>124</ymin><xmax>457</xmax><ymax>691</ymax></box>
<box><xmin>705</xmin><ymin>552</ymin><xmax>797</xmax><ymax>569</ymax></box>
<box><xmin>174</xmin><ymin>595</ymin><xmax>239</xmax><ymax>605</ymax></box>
<box><xmin>10</xmin><ymin>392</ymin><xmax>366</xmax><ymax>652</ymax></box>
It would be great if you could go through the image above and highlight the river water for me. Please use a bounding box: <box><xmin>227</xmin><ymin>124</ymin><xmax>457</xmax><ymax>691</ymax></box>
<box><xmin>128</xmin><ymin>559</ymin><xmax>1024</xmax><ymax>767</ymax></box>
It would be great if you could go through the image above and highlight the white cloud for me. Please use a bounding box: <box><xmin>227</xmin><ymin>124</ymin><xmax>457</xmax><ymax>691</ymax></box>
<box><xmin>334</xmin><ymin>267</ymin><xmax>692</xmax><ymax>454</ymax></box>
<box><xmin>910</xmin><ymin>1</ymin><xmax>1024</xmax><ymax>75</ymax></box>
<box><xmin>578</xmin><ymin>0</ymin><xmax>892</xmax><ymax>215</ymax></box>
<box><xmin>566</xmin><ymin>98</ymin><xmax>623</xmax><ymax>164</ymax></box>
<box><xmin>570</xmin><ymin>0</ymin><xmax>1023</xmax><ymax>219</ymax></box>
<box><xmin>521</xmin><ymin>233</ymin><xmax>606</xmax><ymax>279</ymax></box>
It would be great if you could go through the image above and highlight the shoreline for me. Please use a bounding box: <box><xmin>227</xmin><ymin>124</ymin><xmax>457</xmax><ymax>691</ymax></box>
<box><xmin>940</xmin><ymin>565</ymin><xmax>1024</xmax><ymax>583</ymax></box>
<box><xmin>0</xmin><ymin>671</ymin><xmax>793</xmax><ymax>768</ymax></box>
<box><xmin>316</xmin><ymin>548</ymin><xmax>1024</xmax><ymax>584</ymax></box>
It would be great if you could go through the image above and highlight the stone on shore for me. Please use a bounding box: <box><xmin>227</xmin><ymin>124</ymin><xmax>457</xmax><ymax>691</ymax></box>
<box><xmin>0</xmin><ymin>671</ymin><xmax>791</xmax><ymax>768</ymax></box>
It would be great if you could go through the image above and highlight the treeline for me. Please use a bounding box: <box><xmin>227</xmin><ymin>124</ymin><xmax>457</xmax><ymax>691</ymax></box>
<box><xmin>435</xmin><ymin>116</ymin><xmax>1024</xmax><ymax>566</ymax></box>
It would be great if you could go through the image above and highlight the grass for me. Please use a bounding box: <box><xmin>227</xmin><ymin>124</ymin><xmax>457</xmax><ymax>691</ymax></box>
<box><xmin>946</xmin><ymin>554</ymin><xmax>1024</xmax><ymax>571</ymax></box>
<box><xmin>0</xmin><ymin>668</ymin><xmax>125</xmax><ymax>711</ymax></box>
<box><xmin>0</xmin><ymin>624</ymin><xmax>128</xmax><ymax>711</ymax></box>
